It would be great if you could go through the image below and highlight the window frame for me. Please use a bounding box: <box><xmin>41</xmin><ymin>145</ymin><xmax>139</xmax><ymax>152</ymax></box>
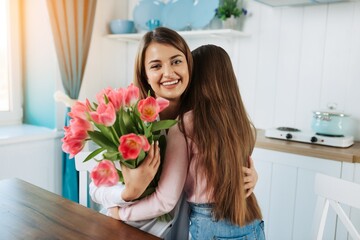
<box><xmin>0</xmin><ymin>0</ymin><xmax>22</xmax><ymax>125</ymax></box>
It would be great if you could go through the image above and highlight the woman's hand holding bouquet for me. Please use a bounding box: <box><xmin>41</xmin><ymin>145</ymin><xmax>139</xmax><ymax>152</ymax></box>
<box><xmin>62</xmin><ymin>84</ymin><xmax>177</xmax><ymax>202</ymax></box>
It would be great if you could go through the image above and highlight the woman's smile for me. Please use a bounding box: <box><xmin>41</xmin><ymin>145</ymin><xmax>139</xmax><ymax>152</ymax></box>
<box><xmin>161</xmin><ymin>79</ymin><xmax>179</xmax><ymax>86</ymax></box>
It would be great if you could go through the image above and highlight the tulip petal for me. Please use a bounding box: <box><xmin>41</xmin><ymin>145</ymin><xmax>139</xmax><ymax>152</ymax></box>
<box><xmin>156</xmin><ymin>97</ymin><xmax>170</xmax><ymax>113</ymax></box>
<box><xmin>90</xmin><ymin>160</ymin><xmax>119</xmax><ymax>187</ymax></box>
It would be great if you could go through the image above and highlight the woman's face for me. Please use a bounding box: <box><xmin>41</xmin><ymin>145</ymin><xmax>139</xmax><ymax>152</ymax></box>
<box><xmin>144</xmin><ymin>42</ymin><xmax>189</xmax><ymax>102</ymax></box>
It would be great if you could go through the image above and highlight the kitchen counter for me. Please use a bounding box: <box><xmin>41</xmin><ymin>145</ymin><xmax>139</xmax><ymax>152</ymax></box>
<box><xmin>255</xmin><ymin>129</ymin><xmax>360</xmax><ymax>163</ymax></box>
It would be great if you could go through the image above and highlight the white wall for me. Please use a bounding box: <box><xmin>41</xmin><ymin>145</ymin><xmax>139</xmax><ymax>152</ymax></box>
<box><xmin>79</xmin><ymin>0</ymin><xmax>133</xmax><ymax>102</ymax></box>
<box><xmin>24</xmin><ymin>0</ymin><xmax>360</xmax><ymax>140</ymax></box>
<box><xmin>235</xmin><ymin>1</ymin><xmax>360</xmax><ymax>140</ymax></box>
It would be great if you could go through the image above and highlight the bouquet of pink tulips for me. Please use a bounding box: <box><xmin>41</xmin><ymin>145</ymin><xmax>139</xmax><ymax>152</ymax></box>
<box><xmin>62</xmin><ymin>84</ymin><xmax>177</xmax><ymax>199</ymax></box>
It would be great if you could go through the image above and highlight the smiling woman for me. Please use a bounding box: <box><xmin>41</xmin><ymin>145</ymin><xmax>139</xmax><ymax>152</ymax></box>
<box><xmin>0</xmin><ymin>0</ymin><xmax>22</xmax><ymax>125</ymax></box>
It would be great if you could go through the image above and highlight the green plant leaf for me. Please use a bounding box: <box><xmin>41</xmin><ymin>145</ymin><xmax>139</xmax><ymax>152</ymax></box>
<box><xmin>123</xmin><ymin>109</ymin><xmax>138</xmax><ymax>134</ymax></box>
<box><xmin>151</xmin><ymin>120</ymin><xmax>177</xmax><ymax>132</ymax></box>
<box><xmin>157</xmin><ymin>213</ymin><xmax>173</xmax><ymax>222</ymax></box>
<box><xmin>118</xmin><ymin>110</ymin><xmax>128</xmax><ymax>136</ymax></box>
<box><xmin>83</xmin><ymin>147</ymin><xmax>105</xmax><ymax>162</ymax></box>
<box><xmin>88</xmin><ymin>131</ymin><xmax>118</xmax><ymax>152</ymax></box>
<box><xmin>216</xmin><ymin>0</ymin><xmax>243</xmax><ymax>20</ymax></box>
<box><xmin>113</xmin><ymin>111</ymin><xmax>122</xmax><ymax>137</ymax></box>
<box><xmin>131</xmin><ymin>106</ymin><xmax>144</xmax><ymax>133</ymax></box>
<box><xmin>95</xmin><ymin>123</ymin><xmax>118</xmax><ymax>145</ymax></box>
<box><xmin>136</xmin><ymin>150</ymin><xmax>146</xmax><ymax>166</ymax></box>
<box><xmin>120</xmin><ymin>159</ymin><xmax>136</xmax><ymax>169</ymax></box>
<box><xmin>144</xmin><ymin>123</ymin><xmax>152</xmax><ymax>138</ymax></box>
<box><xmin>117</xmin><ymin>169</ymin><xmax>124</xmax><ymax>184</ymax></box>
<box><xmin>103</xmin><ymin>151</ymin><xmax>120</xmax><ymax>161</ymax></box>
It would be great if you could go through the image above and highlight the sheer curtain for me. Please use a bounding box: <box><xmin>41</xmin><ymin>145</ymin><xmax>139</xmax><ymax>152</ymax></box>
<box><xmin>47</xmin><ymin>0</ymin><xmax>97</xmax><ymax>202</ymax></box>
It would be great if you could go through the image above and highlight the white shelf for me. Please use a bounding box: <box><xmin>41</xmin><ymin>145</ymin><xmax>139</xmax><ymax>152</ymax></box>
<box><xmin>106</xmin><ymin>29</ymin><xmax>250</xmax><ymax>42</ymax></box>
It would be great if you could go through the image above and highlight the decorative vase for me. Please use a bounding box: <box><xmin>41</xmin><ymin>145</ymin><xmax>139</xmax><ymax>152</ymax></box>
<box><xmin>222</xmin><ymin>14</ymin><xmax>247</xmax><ymax>31</ymax></box>
<box><xmin>207</xmin><ymin>16</ymin><xmax>223</xmax><ymax>30</ymax></box>
<box><xmin>222</xmin><ymin>16</ymin><xmax>239</xmax><ymax>30</ymax></box>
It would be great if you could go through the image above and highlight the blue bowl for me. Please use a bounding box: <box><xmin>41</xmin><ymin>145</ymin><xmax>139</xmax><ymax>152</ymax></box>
<box><xmin>109</xmin><ymin>19</ymin><xmax>135</xmax><ymax>34</ymax></box>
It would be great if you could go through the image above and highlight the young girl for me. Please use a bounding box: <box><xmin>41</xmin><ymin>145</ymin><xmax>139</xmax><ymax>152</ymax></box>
<box><xmin>90</xmin><ymin>28</ymin><xmax>259</xmax><ymax>239</ymax></box>
<box><xmin>182</xmin><ymin>44</ymin><xmax>265</xmax><ymax>239</ymax></box>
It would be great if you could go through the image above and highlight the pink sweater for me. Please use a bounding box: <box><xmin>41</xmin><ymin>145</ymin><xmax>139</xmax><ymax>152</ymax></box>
<box><xmin>89</xmin><ymin>111</ymin><xmax>209</xmax><ymax>222</ymax></box>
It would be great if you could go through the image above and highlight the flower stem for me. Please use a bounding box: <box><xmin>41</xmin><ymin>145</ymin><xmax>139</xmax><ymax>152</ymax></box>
<box><xmin>110</xmin><ymin>126</ymin><xmax>120</xmax><ymax>144</ymax></box>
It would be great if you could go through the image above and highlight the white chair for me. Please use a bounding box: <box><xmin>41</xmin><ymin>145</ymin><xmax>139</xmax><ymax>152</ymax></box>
<box><xmin>313</xmin><ymin>173</ymin><xmax>360</xmax><ymax>240</ymax></box>
<box><xmin>74</xmin><ymin>151</ymin><xmax>97</xmax><ymax>207</ymax></box>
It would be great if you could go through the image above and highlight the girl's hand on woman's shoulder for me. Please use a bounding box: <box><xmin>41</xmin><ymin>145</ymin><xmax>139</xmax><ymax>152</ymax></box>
<box><xmin>242</xmin><ymin>156</ymin><xmax>258</xmax><ymax>198</ymax></box>
<box><xmin>121</xmin><ymin>142</ymin><xmax>161</xmax><ymax>201</ymax></box>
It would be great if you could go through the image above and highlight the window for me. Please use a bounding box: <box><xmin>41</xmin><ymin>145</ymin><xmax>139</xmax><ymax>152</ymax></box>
<box><xmin>0</xmin><ymin>0</ymin><xmax>22</xmax><ymax>125</ymax></box>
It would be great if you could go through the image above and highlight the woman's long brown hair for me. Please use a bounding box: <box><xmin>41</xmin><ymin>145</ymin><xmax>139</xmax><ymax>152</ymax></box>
<box><xmin>180</xmin><ymin>44</ymin><xmax>262</xmax><ymax>226</ymax></box>
<box><xmin>133</xmin><ymin>27</ymin><xmax>193</xmax><ymax>99</ymax></box>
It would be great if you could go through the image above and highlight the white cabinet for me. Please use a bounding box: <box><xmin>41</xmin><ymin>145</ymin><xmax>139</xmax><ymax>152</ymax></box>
<box><xmin>0</xmin><ymin>125</ymin><xmax>63</xmax><ymax>194</ymax></box>
<box><xmin>252</xmin><ymin>148</ymin><xmax>359</xmax><ymax>240</ymax></box>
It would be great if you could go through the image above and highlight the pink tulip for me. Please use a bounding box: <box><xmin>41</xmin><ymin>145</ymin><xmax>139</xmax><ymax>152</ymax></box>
<box><xmin>63</xmin><ymin>125</ymin><xmax>87</xmax><ymax>141</ymax></box>
<box><xmin>156</xmin><ymin>97</ymin><xmax>170</xmax><ymax>112</ymax></box>
<box><xmin>124</xmin><ymin>83</ymin><xmax>139</xmax><ymax>107</ymax></box>
<box><xmin>139</xmin><ymin>135</ymin><xmax>151</xmax><ymax>152</ymax></box>
<box><xmin>96</xmin><ymin>87</ymin><xmax>113</xmax><ymax>105</ymax></box>
<box><xmin>138</xmin><ymin>96</ymin><xmax>170</xmax><ymax>122</ymax></box>
<box><xmin>69</xmin><ymin>118</ymin><xmax>93</xmax><ymax>134</ymax></box>
<box><xmin>108</xmin><ymin>87</ymin><xmax>125</xmax><ymax>111</ymax></box>
<box><xmin>61</xmin><ymin>119</ymin><xmax>92</xmax><ymax>158</ymax></box>
<box><xmin>90</xmin><ymin>160</ymin><xmax>119</xmax><ymax>187</ymax></box>
<box><xmin>86</xmin><ymin>99</ymin><xmax>93</xmax><ymax>111</ymax></box>
<box><xmin>62</xmin><ymin>137</ymin><xmax>86</xmax><ymax>158</ymax></box>
<box><xmin>68</xmin><ymin>101</ymin><xmax>89</xmax><ymax>120</ymax></box>
<box><xmin>119</xmin><ymin>133</ymin><xmax>150</xmax><ymax>160</ymax></box>
<box><xmin>61</xmin><ymin>125</ymin><xmax>88</xmax><ymax>158</ymax></box>
<box><xmin>89</xmin><ymin>102</ymin><xmax>116</xmax><ymax>126</ymax></box>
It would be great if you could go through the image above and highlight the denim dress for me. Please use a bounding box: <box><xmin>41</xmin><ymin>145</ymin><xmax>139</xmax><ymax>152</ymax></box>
<box><xmin>189</xmin><ymin>203</ymin><xmax>265</xmax><ymax>240</ymax></box>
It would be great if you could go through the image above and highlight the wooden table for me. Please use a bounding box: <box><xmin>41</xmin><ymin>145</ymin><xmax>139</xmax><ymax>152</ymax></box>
<box><xmin>0</xmin><ymin>178</ymin><xmax>161</xmax><ymax>240</ymax></box>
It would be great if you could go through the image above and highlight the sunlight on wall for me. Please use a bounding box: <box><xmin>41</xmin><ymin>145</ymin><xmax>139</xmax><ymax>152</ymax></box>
<box><xmin>22</xmin><ymin>0</ymin><xmax>57</xmax><ymax>129</ymax></box>
<box><xmin>0</xmin><ymin>0</ymin><xmax>9</xmax><ymax>112</ymax></box>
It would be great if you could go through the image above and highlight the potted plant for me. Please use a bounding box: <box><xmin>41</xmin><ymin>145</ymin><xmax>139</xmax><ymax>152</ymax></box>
<box><xmin>215</xmin><ymin>0</ymin><xmax>247</xmax><ymax>29</ymax></box>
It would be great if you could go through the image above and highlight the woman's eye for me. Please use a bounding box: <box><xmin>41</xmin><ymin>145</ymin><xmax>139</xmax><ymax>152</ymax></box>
<box><xmin>150</xmin><ymin>64</ymin><xmax>161</xmax><ymax>69</ymax></box>
<box><xmin>172</xmin><ymin>59</ymin><xmax>182</xmax><ymax>65</ymax></box>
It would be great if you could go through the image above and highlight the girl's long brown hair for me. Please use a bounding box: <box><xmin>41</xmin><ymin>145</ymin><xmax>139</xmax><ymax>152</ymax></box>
<box><xmin>180</xmin><ymin>44</ymin><xmax>262</xmax><ymax>226</ymax></box>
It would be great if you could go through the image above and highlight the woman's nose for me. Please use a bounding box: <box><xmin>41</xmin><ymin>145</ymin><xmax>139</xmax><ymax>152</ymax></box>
<box><xmin>163</xmin><ymin>64</ymin><xmax>175</xmax><ymax>78</ymax></box>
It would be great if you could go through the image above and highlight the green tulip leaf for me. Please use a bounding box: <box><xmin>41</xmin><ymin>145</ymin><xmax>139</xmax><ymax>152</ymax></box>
<box><xmin>117</xmin><ymin>169</ymin><xmax>124</xmax><ymax>184</ymax></box>
<box><xmin>118</xmin><ymin>110</ymin><xmax>128</xmax><ymax>136</ymax></box>
<box><xmin>123</xmin><ymin>109</ymin><xmax>138</xmax><ymax>134</ymax></box>
<box><xmin>151</xmin><ymin>120</ymin><xmax>177</xmax><ymax>132</ymax></box>
<box><xmin>88</xmin><ymin>131</ymin><xmax>117</xmax><ymax>152</ymax></box>
<box><xmin>103</xmin><ymin>151</ymin><xmax>120</xmax><ymax>161</ymax></box>
<box><xmin>95</xmin><ymin>124</ymin><xmax>118</xmax><ymax>145</ymax></box>
<box><xmin>136</xmin><ymin>150</ymin><xmax>146</xmax><ymax>166</ymax></box>
<box><xmin>144</xmin><ymin>123</ymin><xmax>152</xmax><ymax>138</ymax></box>
<box><xmin>120</xmin><ymin>159</ymin><xmax>136</xmax><ymax>169</ymax></box>
<box><xmin>83</xmin><ymin>147</ymin><xmax>105</xmax><ymax>162</ymax></box>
